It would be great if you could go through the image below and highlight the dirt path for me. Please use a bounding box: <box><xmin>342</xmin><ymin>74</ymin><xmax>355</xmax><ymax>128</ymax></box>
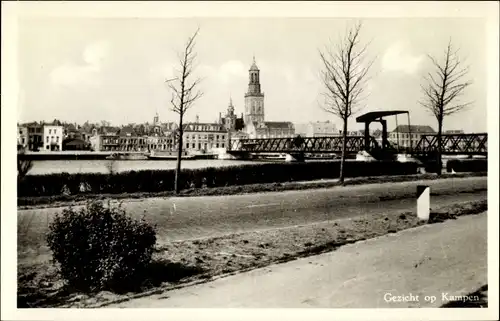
<box><xmin>18</xmin><ymin>176</ymin><xmax>487</xmax><ymax>260</ymax></box>
<box><xmin>111</xmin><ymin>213</ymin><xmax>487</xmax><ymax>308</ymax></box>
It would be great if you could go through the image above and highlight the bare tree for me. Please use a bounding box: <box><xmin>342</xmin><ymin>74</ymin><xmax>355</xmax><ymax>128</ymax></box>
<box><xmin>100</xmin><ymin>120</ymin><xmax>111</xmax><ymax>127</ymax></box>
<box><xmin>419</xmin><ymin>39</ymin><xmax>472</xmax><ymax>175</ymax></box>
<box><xmin>319</xmin><ymin>22</ymin><xmax>375</xmax><ymax>184</ymax></box>
<box><xmin>17</xmin><ymin>149</ymin><xmax>33</xmax><ymax>181</ymax></box>
<box><xmin>167</xmin><ymin>28</ymin><xmax>203</xmax><ymax>194</ymax></box>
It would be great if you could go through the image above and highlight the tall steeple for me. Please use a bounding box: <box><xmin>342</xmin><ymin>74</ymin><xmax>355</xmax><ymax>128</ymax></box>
<box><xmin>153</xmin><ymin>112</ymin><xmax>159</xmax><ymax>125</ymax></box>
<box><xmin>244</xmin><ymin>56</ymin><xmax>265</xmax><ymax>126</ymax></box>
<box><xmin>247</xmin><ymin>55</ymin><xmax>262</xmax><ymax>95</ymax></box>
<box><xmin>228</xmin><ymin>95</ymin><xmax>234</xmax><ymax>114</ymax></box>
<box><xmin>224</xmin><ymin>95</ymin><xmax>237</xmax><ymax>131</ymax></box>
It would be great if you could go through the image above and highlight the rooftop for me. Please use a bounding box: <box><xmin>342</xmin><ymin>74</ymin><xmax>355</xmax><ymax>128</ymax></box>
<box><xmin>392</xmin><ymin>125</ymin><xmax>436</xmax><ymax>133</ymax></box>
<box><xmin>183</xmin><ymin>122</ymin><xmax>226</xmax><ymax>132</ymax></box>
<box><xmin>65</xmin><ymin>123</ymin><xmax>78</xmax><ymax>131</ymax></box>
<box><xmin>117</xmin><ymin>126</ymin><xmax>136</xmax><ymax>137</ymax></box>
<box><xmin>99</xmin><ymin>126</ymin><xmax>120</xmax><ymax>134</ymax></box>
<box><xmin>249</xmin><ymin>56</ymin><xmax>259</xmax><ymax>71</ymax></box>
<box><xmin>63</xmin><ymin>138</ymin><xmax>88</xmax><ymax>145</ymax></box>
<box><xmin>263</xmin><ymin>121</ymin><xmax>294</xmax><ymax>129</ymax></box>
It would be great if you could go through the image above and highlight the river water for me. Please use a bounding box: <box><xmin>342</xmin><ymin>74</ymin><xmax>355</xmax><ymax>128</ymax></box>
<box><xmin>28</xmin><ymin>159</ymin><xmax>272</xmax><ymax>175</ymax></box>
<box><xmin>27</xmin><ymin>156</ymin><xmax>468</xmax><ymax>175</ymax></box>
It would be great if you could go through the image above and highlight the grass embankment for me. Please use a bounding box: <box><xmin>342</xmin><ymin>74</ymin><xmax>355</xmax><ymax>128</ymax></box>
<box><xmin>18</xmin><ymin>199</ymin><xmax>487</xmax><ymax>308</ymax></box>
<box><xmin>18</xmin><ymin>161</ymin><xmax>419</xmax><ymax>204</ymax></box>
<box><xmin>19</xmin><ymin>161</ymin><xmax>420</xmax><ymax>197</ymax></box>
<box><xmin>18</xmin><ymin>171</ymin><xmax>487</xmax><ymax>209</ymax></box>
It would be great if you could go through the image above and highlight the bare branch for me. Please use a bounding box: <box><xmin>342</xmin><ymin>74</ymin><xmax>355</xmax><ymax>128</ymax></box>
<box><xmin>168</xmin><ymin>27</ymin><xmax>202</xmax><ymax>117</ymax></box>
<box><xmin>317</xmin><ymin>21</ymin><xmax>374</xmax><ymax>181</ymax></box>
<box><xmin>420</xmin><ymin>39</ymin><xmax>472</xmax><ymax>121</ymax></box>
<box><xmin>419</xmin><ymin>38</ymin><xmax>472</xmax><ymax>174</ymax></box>
<box><xmin>17</xmin><ymin>149</ymin><xmax>33</xmax><ymax>180</ymax></box>
<box><xmin>442</xmin><ymin>101</ymin><xmax>473</xmax><ymax>116</ymax></box>
<box><xmin>318</xmin><ymin>21</ymin><xmax>374</xmax><ymax>123</ymax></box>
<box><xmin>166</xmin><ymin>27</ymin><xmax>203</xmax><ymax>193</ymax></box>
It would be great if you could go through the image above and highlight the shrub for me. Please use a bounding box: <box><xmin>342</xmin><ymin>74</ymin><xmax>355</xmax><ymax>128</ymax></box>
<box><xmin>46</xmin><ymin>200</ymin><xmax>157</xmax><ymax>292</ymax></box>
<box><xmin>18</xmin><ymin>161</ymin><xmax>420</xmax><ymax>197</ymax></box>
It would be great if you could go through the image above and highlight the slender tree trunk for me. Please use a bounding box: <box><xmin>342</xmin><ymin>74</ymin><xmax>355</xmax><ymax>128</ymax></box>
<box><xmin>436</xmin><ymin>117</ymin><xmax>443</xmax><ymax>175</ymax></box>
<box><xmin>174</xmin><ymin>115</ymin><xmax>184</xmax><ymax>194</ymax></box>
<box><xmin>339</xmin><ymin>117</ymin><xmax>348</xmax><ymax>184</ymax></box>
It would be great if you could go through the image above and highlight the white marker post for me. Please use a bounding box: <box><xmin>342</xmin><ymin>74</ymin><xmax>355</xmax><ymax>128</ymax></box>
<box><xmin>417</xmin><ymin>185</ymin><xmax>430</xmax><ymax>221</ymax></box>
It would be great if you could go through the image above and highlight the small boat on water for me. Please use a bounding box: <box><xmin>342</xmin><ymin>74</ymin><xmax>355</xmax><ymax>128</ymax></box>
<box><xmin>306</xmin><ymin>153</ymin><xmax>340</xmax><ymax>160</ymax></box>
<box><xmin>259</xmin><ymin>153</ymin><xmax>287</xmax><ymax>160</ymax></box>
<box><xmin>147</xmin><ymin>150</ymin><xmax>196</xmax><ymax>160</ymax></box>
<box><xmin>106</xmin><ymin>153</ymin><xmax>148</xmax><ymax>160</ymax></box>
<box><xmin>189</xmin><ymin>151</ymin><xmax>219</xmax><ymax>160</ymax></box>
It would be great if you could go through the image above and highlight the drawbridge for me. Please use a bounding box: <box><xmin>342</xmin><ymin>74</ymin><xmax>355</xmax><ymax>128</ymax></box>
<box><xmin>227</xmin><ymin>111</ymin><xmax>487</xmax><ymax>158</ymax></box>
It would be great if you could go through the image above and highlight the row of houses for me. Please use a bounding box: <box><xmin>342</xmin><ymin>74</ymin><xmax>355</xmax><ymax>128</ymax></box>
<box><xmin>17</xmin><ymin>115</ymin><xmax>230</xmax><ymax>154</ymax></box>
<box><xmin>18</xmin><ymin>117</ymin><xmax>463</xmax><ymax>154</ymax></box>
<box><xmin>17</xmin><ymin>121</ymin><xmax>91</xmax><ymax>152</ymax></box>
<box><xmin>88</xmin><ymin>115</ymin><xmax>230</xmax><ymax>154</ymax></box>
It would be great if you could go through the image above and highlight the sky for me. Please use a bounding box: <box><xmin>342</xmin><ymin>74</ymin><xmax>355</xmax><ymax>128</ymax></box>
<box><xmin>17</xmin><ymin>17</ymin><xmax>487</xmax><ymax>132</ymax></box>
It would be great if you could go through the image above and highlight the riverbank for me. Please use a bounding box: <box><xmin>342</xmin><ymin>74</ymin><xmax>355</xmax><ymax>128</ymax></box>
<box><xmin>17</xmin><ymin>199</ymin><xmax>487</xmax><ymax>308</ymax></box>
<box><xmin>18</xmin><ymin>151</ymin><xmax>219</xmax><ymax>161</ymax></box>
<box><xmin>23</xmin><ymin>157</ymin><xmax>485</xmax><ymax>176</ymax></box>
<box><xmin>18</xmin><ymin>160</ymin><xmax>420</xmax><ymax>199</ymax></box>
<box><xmin>18</xmin><ymin>171</ymin><xmax>486</xmax><ymax>209</ymax></box>
<box><xmin>25</xmin><ymin>159</ymin><xmax>270</xmax><ymax>175</ymax></box>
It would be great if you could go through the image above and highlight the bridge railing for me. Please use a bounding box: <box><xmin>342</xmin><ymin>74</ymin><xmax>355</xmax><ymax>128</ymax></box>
<box><xmin>229</xmin><ymin>136</ymin><xmax>380</xmax><ymax>153</ymax></box>
<box><xmin>228</xmin><ymin>133</ymin><xmax>487</xmax><ymax>156</ymax></box>
<box><xmin>412</xmin><ymin>133</ymin><xmax>487</xmax><ymax>155</ymax></box>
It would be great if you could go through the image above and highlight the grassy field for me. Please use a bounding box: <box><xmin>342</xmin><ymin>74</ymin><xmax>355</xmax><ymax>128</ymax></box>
<box><xmin>17</xmin><ymin>199</ymin><xmax>487</xmax><ymax>308</ymax></box>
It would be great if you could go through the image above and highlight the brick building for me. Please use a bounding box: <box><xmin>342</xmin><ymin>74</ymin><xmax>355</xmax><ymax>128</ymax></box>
<box><xmin>295</xmin><ymin>121</ymin><xmax>338</xmax><ymax>137</ymax></box>
<box><xmin>389</xmin><ymin>125</ymin><xmax>436</xmax><ymax>149</ymax></box>
<box><xmin>182</xmin><ymin>119</ymin><xmax>228</xmax><ymax>153</ymax></box>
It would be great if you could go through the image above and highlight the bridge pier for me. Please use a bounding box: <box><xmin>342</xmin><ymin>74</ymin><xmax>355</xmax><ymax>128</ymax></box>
<box><xmin>396</xmin><ymin>153</ymin><xmax>422</xmax><ymax>163</ymax></box>
<box><xmin>217</xmin><ymin>152</ymin><xmax>238</xmax><ymax>160</ymax></box>
<box><xmin>224</xmin><ymin>151</ymin><xmax>253</xmax><ymax>160</ymax></box>
<box><xmin>356</xmin><ymin>150</ymin><xmax>377</xmax><ymax>162</ymax></box>
<box><xmin>285</xmin><ymin>153</ymin><xmax>305</xmax><ymax>162</ymax></box>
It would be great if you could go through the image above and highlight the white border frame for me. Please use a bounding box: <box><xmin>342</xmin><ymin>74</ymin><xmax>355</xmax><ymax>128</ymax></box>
<box><xmin>2</xmin><ymin>1</ymin><xmax>498</xmax><ymax>320</ymax></box>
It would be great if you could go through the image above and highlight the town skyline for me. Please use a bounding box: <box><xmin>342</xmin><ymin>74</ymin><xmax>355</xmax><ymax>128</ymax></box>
<box><xmin>18</xmin><ymin>17</ymin><xmax>487</xmax><ymax>133</ymax></box>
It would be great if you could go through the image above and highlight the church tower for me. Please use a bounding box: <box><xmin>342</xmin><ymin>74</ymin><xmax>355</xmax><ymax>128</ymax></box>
<box><xmin>225</xmin><ymin>96</ymin><xmax>236</xmax><ymax>131</ymax></box>
<box><xmin>244</xmin><ymin>56</ymin><xmax>265</xmax><ymax>125</ymax></box>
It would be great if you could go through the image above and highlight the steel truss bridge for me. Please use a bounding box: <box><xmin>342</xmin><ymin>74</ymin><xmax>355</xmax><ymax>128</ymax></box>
<box><xmin>228</xmin><ymin>133</ymin><xmax>488</xmax><ymax>157</ymax></box>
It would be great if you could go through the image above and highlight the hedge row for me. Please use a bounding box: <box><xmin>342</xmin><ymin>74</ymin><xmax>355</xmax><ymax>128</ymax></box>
<box><xmin>18</xmin><ymin>161</ymin><xmax>420</xmax><ymax>197</ymax></box>
<box><xmin>447</xmin><ymin>159</ymin><xmax>487</xmax><ymax>173</ymax></box>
